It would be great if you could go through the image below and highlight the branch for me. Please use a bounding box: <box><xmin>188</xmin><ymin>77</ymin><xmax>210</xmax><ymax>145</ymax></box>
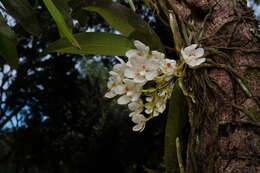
<box><xmin>0</xmin><ymin>104</ymin><xmax>25</xmax><ymax>129</ymax></box>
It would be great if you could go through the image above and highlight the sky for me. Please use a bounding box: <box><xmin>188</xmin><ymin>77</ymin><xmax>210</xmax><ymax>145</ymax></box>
<box><xmin>247</xmin><ymin>0</ymin><xmax>260</xmax><ymax>18</ymax></box>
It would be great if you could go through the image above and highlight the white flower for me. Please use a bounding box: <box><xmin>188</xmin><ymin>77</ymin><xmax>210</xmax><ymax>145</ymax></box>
<box><xmin>160</xmin><ymin>59</ymin><xmax>177</xmax><ymax>75</ymax></box>
<box><xmin>124</xmin><ymin>41</ymin><xmax>165</xmax><ymax>83</ymax></box>
<box><xmin>124</xmin><ymin>52</ymin><xmax>164</xmax><ymax>83</ymax></box>
<box><xmin>126</xmin><ymin>40</ymin><xmax>149</xmax><ymax>59</ymax></box>
<box><xmin>144</xmin><ymin>94</ymin><xmax>167</xmax><ymax>117</ymax></box>
<box><xmin>181</xmin><ymin>44</ymin><xmax>205</xmax><ymax>68</ymax></box>
<box><xmin>132</xmin><ymin>114</ymin><xmax>146</xmax><ymax>132</ymax></box>
<box><xmin>104</xmin><ymin>56</ymin><xmax>128</xmax><ymax>98</ymax></box>
<box><xmin>112</xmin><ymin>57</ymin><xmax>127</xmax><ymax>76</ymax></box>
<box><xmin>155</xmin><ymin>97</ymin><xmax>167</xmax><ymax>113</ymax></box>
<box><xmin>117</xmin><ymin>79</ymin><xmax>142</xmax><ymax>105</ymax></box>
<box><xmin>151</xmin><ymin>51</ymin><xmax>165</xmax><ymax>60</ymax></box>
<box><xmin>128</xmin><ymin>99</ymin><xmax>143</xmax><ymax>117</ymax></box>
<box><xmin>124</xmin><ymin>58</ymin><xmax>158</xmax><ymax>83</ymax></box>
<box><xmin>104</xmin><ymin>71</ymin><xmax>124</xmax><ymax>98</ymax></box>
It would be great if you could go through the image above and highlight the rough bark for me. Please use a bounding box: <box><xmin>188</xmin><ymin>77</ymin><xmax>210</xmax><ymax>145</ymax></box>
<box><xmin>152</xmin><ymin>0</ymin><xmax>260</xmax><ymax>172</ymax></box>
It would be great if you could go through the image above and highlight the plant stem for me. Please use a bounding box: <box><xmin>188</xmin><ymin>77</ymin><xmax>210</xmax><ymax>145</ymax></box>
<box><xmin>176</xmin><ymin>137</ymin><xmax>185</xmax><ymax>173</ymax></box>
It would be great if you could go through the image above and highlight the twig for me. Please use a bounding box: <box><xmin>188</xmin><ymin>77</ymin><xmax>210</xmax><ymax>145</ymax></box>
<box><xmin>232</xmin><ymin>103</ymin><xmax>257</xmax><ymax>121</ymax></box>
<box><xmin>198</xmin><ymin>2</ymin><xmax>214</xmax><ymax>41</ymax></box>
<box><xmin>194</xmin><ymin>62</ymin><xmax>253</xmax><ymax>98</ymax></box>
<box><xmin>235</xmin><ymin>77</ymin><xmax>252</xmax><ymax>97</ymax></box>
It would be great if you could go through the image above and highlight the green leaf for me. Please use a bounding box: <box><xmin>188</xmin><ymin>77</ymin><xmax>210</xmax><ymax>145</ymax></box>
<box><xmin>0</xmin><ymin>16</ymin><xmax>18</xmax><ymax>68</ymax></box>
<box><xmin>0</xmin><ymin>0</ymin><xmax>42</xmax><ymax>36</ymax></box>
<box><xmin>165</xmin><ymin>79</ymin><xmax>188</xmax><ymax>173</ymax></box>
<box><xmin>53</xmin><ymin>0</ymin><xmax>73</xmax><ymax>33</ymax></box>
<box><xmin>169</xmin><ymin>12</ymin><xmax>183</xmax><ymax>54</ymax></box>
<box><xmin>84</xmin><ymin>0</ymin><xmax>164</xmax><ymax>51</ymax></box>
<box><xmin>43</xmin><ymin>0</ymin><xmax>80</xmax><ymax>48</ymax></box>
<box><xmin>46</xmin><ymin>32</ymin><xmax>134</xmax><ymax>56</ymax></box>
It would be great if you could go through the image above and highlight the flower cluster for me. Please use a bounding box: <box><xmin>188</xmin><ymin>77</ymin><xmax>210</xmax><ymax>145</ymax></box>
<box><xmin>105</xmin><ymin>41</ymin><xmax>205</xmax><ymax>132</ymax></box>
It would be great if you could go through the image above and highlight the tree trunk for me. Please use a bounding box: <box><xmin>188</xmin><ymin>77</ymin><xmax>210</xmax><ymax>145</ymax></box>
<box><xmin>153</xmin><ymin>0</ymin><xmax>260</xmax><ymax>172</ymax></box>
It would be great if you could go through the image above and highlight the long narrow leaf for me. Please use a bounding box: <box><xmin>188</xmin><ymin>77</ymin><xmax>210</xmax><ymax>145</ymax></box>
<box><xmin>43</xmin><ymin>0</ymin><xmax>80</xmax><ymax>48</ymax></box>
<box><xmin>84</xmin><ymin>0</ymin><xmax>164</xmax><ymax>51</ymax></box>
<box><xmin>165</xmin><ymin>79</ymin><xmax>188</xmax><ymax>173</ymax></box>
<box><xmin>46</xmin><ymin>32</ymin><xmax>134</xmax><ymax>56</ymax></box>
<box><xmin>53</xmin><ymin>0</ymin><xmax>73</xmax><ymax>30</ymax></box>
<box><xmin>0</xmin><ymin>15</ymin><xmax>18</xmax><ymax>68</ymax></box>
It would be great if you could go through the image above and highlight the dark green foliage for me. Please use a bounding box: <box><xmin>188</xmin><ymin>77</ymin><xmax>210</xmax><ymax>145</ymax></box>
<box><xmin>84</xmin><ymin>0</ymin><xmax>164</xmax><ymax>51</ymax></box>
<box><xmin>165</xmin><ymin>80</ymin><xmax>188</xmax><ymax>173</ymax></box>
<box><xmin>46</xmin><ymin>32</ymin><xmax>135</xmax><ymax>56</ymax></box>
<box><xmin>0</xmin><ymin>14</ymin><xmax>18</xmax><ymax>68</ymax></box>
<box><xmin>0</xmin><ymin>1</ymin><xmax>166</xmax><ymax>173</ymax></box>
<box><xmin>0</xmin><ymin>0</ymin><xmax>42</xmax><ymax>36</ymax></box>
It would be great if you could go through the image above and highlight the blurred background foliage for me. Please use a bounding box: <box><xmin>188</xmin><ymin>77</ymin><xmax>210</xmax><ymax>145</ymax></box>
<box><xmin>0</xmin><ymin>0</ymin><xmax>166</xmax><ymax>173</ymax></box>
<box><xmin>0</xmin><ymin>0</ymin><xmax>259</xmax><ymax>173</ymax></box>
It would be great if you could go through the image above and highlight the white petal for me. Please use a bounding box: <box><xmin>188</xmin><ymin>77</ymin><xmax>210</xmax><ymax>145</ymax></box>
<box><xmin>113</xmin><ymin>85</ymin><xmax>125</xmax><ymax>94</ymax></box>
<box><xmin>146</xmin><ymin>97</ymin><xmax>153</xmax><ymax>102</ymax></box>
<box><xmin>134</xmin><ymin>40</ymin><xmax>149</xmax><ymax>52</ymax></box>
<box><xmin>126</xmin><ymin>91</ymin><xmax>134</xmax><ymax>96</ymax></box>
<box><xmin>109</xmin><ymin>71</ymin><xmax>118</xmax><ymax>76</ymax></box>
<box><xmin>132</xmin><ymin>123</ymin><xmax>145</xmax><ymax>132</ymax></box>
<box><xmin>145</xmin><ymin>106</ymin><xmax>153</xmax><ymax>114</ymax></box>
<box><xmin>104</xmin><ymin>91</ymin><xmax>116</xmax><ymax>98</ymax></box>
<box><xmin>131</xmin><ymin>93</ymin><xmax>141</xmax><ymax>102</ymax></box>
<box><xmin>184</xmin><ymin>44</ymin><xmax>197</xmax><ymax>53</ymax></box>
<box><xmin>194</xmin><ymin>48</ymin><xmax>204</xmax><ymax>58</ymax></box>
<box><xmin>133</xmin><ymin>75</ymin><xmax>146</xmax><ymax>83</ymax></box>
<box><xmin>117</xmin><ymin>95</ymin><xmax>130</xmax><ymax>105</ymax></box>
<box><xmin>166</xmin><ymin>59</ymin><xmax>176</xmax><ymax>65</ymax></box>
<box><xmin>132</xmin><ymin>114</ymin><xmax>145</xmax><ymax>123</ymax></box>
<box><xmin>129</xmin><ymin>111</ymin><xmax>139</xmax><ymax>117</ymax></box>
<box><xmin>153</xmin><ymin>111</ymin><xmax>160</xmax><ymax>117</ymax></box>
<box><xmin>113</xmin><ymin>64</ymin><xmax>125</xmax><ymax>74</ymax></box>
<box><xmin>145</xmin><ymin>71</ymin><xmax>158</xmax><ymax>81</ymax></box>
<box><xmin>129</xmin><ymin>112</ymin><xmax>135</xmax><ymax>117</ymax></box>
<box><xmin>124</xmin><ymin>68</ymin><xmax>136</xmax><ymax>78</ymax></box>
<box><xmin>126</xmin><ymin>49</ymin><xmax>139</xmax><ymax>58</ymax></box>
<box><xmin>157</xmin><ymin>104</ymin><xmax>166</xmax><ymax>113</ymax></box>
<box><xmin>137</xmin><ymin>70</ymin><xmax>145</xmax><ymax>77</ymax></box>
<box><xmin>151</xmin><ymin>51</ymin><xmax>165</xmax><ymax>59</ymax></box>
<box><xmin>147</xmin><ymin>60</ymin><xmax>160</xmax><ymax>70</ymax></box>
<box><xmin>188</xmin><ymin>58</ymin><xmax>206</xmax><ymax>67</ymax></box>
<box><xmin>128</xmin><ymin>102</ymin><xmax>138</xmax><ymax>111</ymax></box>
<box><xmin>115</xmin><ymin>56</ymin><xmax>125</xmax><ymax>64</ymax></box>
<box><xmin>107</xmin><ymin>80</ymin><xmax>113</xmax><ymax>89</ymax></box>
<box><xmin>129</xmin><ymin>56</ymin><xmax>146</xmax><ymax>67</ymax></box>
<box><xmin>129</xmin><ymin>101</ymin><xmax>143</xmax><ymax>115</ymax></box>
<box><xmin>181</xmin><ymin>49</ymin><xmax>190</xmax><ymax>61</ymax></box>
<box><xmin>123</xmin><ymin>78</ymin><xmax>134</xmax><ymax>85</ymax></box>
